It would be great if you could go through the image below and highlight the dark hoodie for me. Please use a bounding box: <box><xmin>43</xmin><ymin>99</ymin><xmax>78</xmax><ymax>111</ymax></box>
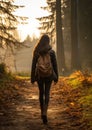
<box><xmin>31</xmin><ymin>46</ymin><xmax>58</xmax><ymax>83</ymax></box>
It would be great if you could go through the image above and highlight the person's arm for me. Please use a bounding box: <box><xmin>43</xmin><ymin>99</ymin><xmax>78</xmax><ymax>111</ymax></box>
<box><xmin>50</xmin><ymin>50</ymin><xmax>58</xmax><ymax>82</ymax></box>
<box><xmin>31</xmin><ymin>54</ymin><xmax>37</xmax><ymax>83</ymax></box>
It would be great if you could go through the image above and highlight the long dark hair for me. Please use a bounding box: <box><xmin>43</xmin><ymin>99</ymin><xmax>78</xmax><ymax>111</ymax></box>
<box><xmin>34</xmin><ymin>34</ymin><xmax>51</xmax><ymax>55</ymax></box>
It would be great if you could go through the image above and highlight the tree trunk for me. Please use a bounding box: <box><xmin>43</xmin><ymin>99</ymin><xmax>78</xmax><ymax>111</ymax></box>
<box><xmin>56</xmin><ymin>0</ymin><xmax>66</xmax><ymax>75</ymax></box>
<box><xmin>79</xmin><ymin>0</ymin><xmax>92</xmax><ymax>70</ymax></box>
<box><xmin>71</xmin><ymin>0</ymin><xmax>81</xmax><ymax>70</ymax></box>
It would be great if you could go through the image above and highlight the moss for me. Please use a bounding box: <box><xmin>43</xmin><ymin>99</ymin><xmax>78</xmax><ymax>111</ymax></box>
<box><xmin>68</xmin><ymin>78</ymin><xmax>81</xmax><ymax>88</ymax></box>
<box><xmin>68</xmin><ymin>71</ymin><xmax>92</xmax><ymax>128</ymax></box>
<box><xmin>79</xmin><ymin>95</ymin><xmax>92</xmax><ymax>106</ymax></box>
<box><xmin>79</xmin><ymin>87</ymin><xmax>92</xmax><ymax>128</ymax></box>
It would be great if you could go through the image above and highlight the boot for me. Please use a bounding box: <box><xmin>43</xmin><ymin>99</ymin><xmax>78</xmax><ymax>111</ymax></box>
<box><xmin>42</xmin><ymin>115</ymin><xmax>47</xmax><ymax>124</ymax></box>
<box><xmin>42</xmin><ymin>104</ymin><xmax>48</xmax><ymax>124</ymax></box>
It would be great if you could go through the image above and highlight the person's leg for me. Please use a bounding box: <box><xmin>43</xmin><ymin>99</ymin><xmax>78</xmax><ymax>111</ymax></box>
<box><xmin>37</xmin><ymin>81</ymin><xmax>44</xmax><ymax>117</ymax></box>
<box><xmin>45</xmin><ymin>81</ymin><xmax>52</xmax><ymax>107</ymax></box>
<box><xmin>42</xmin><ymin>80</ymin><xmax>52</xmax><ymax>124</ymax></box>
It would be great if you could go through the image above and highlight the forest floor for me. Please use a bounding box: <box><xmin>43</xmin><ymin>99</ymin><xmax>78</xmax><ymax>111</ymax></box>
<box><xmin>0</xmin><ymin>71</ymin><xmax>92</xmax><ymax>130</ymax></box>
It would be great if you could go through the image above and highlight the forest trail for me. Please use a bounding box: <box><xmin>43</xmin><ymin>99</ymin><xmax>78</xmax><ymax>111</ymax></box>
<box><xmin>0</xmin><ymin>78</ymin><xmax>89</xmax><ymax>130</ymax></box>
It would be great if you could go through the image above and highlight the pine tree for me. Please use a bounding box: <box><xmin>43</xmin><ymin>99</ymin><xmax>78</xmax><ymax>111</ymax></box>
<box><xmin>71</xmin><ymin>0</ymin><xmax>81</xmax><ymax>70</ymax></box>
<box><xmin>37</xmin><ymin>0</ymin><xmax>56</xmax><ymax>44</ymax></box>
<box><xmin>0</xmin><ymin>0</ymin><xmax>27</xmax><ymax>47</ymax></box>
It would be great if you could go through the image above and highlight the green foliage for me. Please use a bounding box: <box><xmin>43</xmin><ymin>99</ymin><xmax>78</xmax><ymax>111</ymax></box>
<box><xmin>16</xmin><ymin>72</ymin><xmax>30</xmax><ymax>77</ymax></box>
<box><xmin>68</xmin><ymin>78</ymin><xmax>81</xmax><ymax>88</ymax></box>
<box><xmin>0</xmin><ymin>0</ymin><xmax>28</xmax><ymax>47</ymax></box>
<box><xmin>79</xmin><ymin>87</ymin><xmax>92</xmax><ymax>127</ymax></box>
<box><xmin>67</xmin><ymin>71</ymin><xmax>83</xmax><ymax>88</ymax></box>
<box><xmin>0</xmin><ymin>63</ymin><xmax>14</xmax><ymax>82</ymax></box>
<box><xmin>79</xmin><ymin>89</ymin><xmax>92</xmax><ymax>107</ymax></box>
<box><xmin>14</xmin><ymin>72</ymin><xmax>30</xmax><ymax>80</ymax></box>
<box><xmin>68</xmin><ymin>71</ymin><xmax>92</xmax><ymax>128</ymax></box>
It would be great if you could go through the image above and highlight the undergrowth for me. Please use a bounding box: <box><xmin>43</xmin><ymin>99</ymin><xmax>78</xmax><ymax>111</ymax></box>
<box><xmin>68</xmin><ymin>70</ymin><xmax>92</xmax><ymax>129</ymax></box>
<box><xmin>0</xmin><ymin>63</ymin><xmax>15</xmax><ymax>88</ymax></box>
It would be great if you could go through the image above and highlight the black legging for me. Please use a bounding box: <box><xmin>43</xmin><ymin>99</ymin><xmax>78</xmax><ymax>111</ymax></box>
<box><xmin>37</xmin><ymin>79</ymin><xmax>52</xmax><ymax>108</ymax></box>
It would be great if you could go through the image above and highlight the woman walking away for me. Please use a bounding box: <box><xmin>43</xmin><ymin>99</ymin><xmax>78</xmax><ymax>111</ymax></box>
<box><xmin>31</xmin><ymin>34</ymin><xmax>58</xmax><ymax>124</ymax></box>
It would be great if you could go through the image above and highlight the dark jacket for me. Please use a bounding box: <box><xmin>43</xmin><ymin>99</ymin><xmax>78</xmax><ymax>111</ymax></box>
<box><xmin>31</xmin><ymin>48</ymin><xmax>58</xmax><ymax>83</ymax></box>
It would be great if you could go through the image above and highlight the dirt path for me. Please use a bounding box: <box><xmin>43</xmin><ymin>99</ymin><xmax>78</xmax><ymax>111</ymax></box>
<box><xmin>0</xmin><ymin>79</ymin><xmax>88</xmax><ymax>130</ymax></box>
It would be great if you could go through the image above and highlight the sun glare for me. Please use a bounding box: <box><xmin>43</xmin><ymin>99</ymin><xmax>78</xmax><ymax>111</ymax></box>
<box><xmin>14</xmin><ymin>0</ymin><xmax>49</xmax><ymax>41</ymax></box>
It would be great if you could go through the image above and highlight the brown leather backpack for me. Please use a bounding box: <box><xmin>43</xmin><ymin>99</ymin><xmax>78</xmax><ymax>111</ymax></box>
<box><xmin>36</xmin><ymin>52</ymin><xmax>53</xmax><ymax>78</ymax></box>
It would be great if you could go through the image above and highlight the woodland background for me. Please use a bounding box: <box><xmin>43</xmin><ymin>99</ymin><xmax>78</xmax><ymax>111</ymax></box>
<box><xmin>0</xmin><ymin>0</ymin><xmax>92</xmax><ymax>75</ymax></box>
<box><xmin>0</xmin><ymin>0</ymin><xmax>92</xmax><ymax>130</ymax></box>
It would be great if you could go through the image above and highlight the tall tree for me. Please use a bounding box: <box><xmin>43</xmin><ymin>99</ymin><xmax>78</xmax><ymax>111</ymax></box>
<box><xmin>37</xmin><ymin>0</ymin><xmax>56</xmax><ymax>44</ymax></box>
<box><xmin>56</xmin><ymin>0</ymin><xmax>66</xmax><ymax>75</ymax></box>
<box><xmin>0</xmin><ymin>0</ymin><xmax>27</xmax><ymax>48</ymax></box>
<box><xmin>62</xmin><ymin>0</ymin><xmax>71</xmax><ymax>72</ymax></box>
<box><xmin>71</xmin><ymin>0</ymin><xmax>81</xmax><ymax>70</ymax></box>
<box><xmin>79</xmin><ymin>0</ymin><xmax>92</xmax><ymax>70</ymax></box>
